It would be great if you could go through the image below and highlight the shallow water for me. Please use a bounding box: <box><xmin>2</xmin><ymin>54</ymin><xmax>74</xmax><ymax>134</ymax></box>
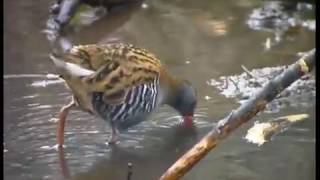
<box><xmin>4</xmin><ymin>0</ymin><xmax>315</xmax><ymax>180</ymax></box>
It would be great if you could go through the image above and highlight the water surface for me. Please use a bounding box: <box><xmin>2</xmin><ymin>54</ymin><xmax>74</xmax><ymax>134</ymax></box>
<box><xmin>4</xmin><ymin>0</ymin><xmax>315</xmax><ymax>180</ymax></box>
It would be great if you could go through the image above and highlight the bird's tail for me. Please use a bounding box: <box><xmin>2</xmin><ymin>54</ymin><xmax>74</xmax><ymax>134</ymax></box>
<box><xmin>49</xmin><ymin>53</ymin><xmax>95</xmax><ymax>77</ymax></box>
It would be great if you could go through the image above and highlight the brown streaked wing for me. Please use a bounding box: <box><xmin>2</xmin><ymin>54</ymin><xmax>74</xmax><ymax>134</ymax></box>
<box><xmin>63</xmin><ymin>44</ymin><xmax>112</xmax><ymax>70</ymax></box>
<box><xmin>72</xmin><ymin>43</ymin><xmax>163</xmax><ymax>105</ymax></box>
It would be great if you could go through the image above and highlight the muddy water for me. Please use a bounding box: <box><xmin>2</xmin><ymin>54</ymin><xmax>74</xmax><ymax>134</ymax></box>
<box><xmin>4</xmin><ymin>0</ymin><xmax>315</xmax><ymax>180</ymax></box>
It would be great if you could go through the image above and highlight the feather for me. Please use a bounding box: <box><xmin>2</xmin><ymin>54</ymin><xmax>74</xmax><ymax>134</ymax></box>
<box><xmin>50</xmin><ymin>53</ymin><xmax>95</xmax><ymax>77</ymax></box>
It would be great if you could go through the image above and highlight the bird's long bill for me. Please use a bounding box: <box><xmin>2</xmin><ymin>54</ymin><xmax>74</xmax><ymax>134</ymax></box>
<box><xmin>183</xmin><ymin>115</ymin><xmax>194</xmax><ymax>127</ymax></box>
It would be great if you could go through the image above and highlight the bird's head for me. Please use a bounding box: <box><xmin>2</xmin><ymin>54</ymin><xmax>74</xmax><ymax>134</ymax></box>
<box><xmin>170</xmin><ymin>80</ymin><xmax>197</xmax><ymax>126</ymax></box>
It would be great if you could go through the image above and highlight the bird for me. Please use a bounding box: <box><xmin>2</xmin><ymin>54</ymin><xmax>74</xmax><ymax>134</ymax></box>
<box><xmin>50</xmin><ymin>43</ymin><xmax>197</xmax><ymax>147</ymax></box>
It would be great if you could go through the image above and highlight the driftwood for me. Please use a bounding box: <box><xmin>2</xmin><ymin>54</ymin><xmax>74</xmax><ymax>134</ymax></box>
<box><xmin>159</xmin><ymin>49</ymin><xmax>315</xmax><ymax>180</ymax></box>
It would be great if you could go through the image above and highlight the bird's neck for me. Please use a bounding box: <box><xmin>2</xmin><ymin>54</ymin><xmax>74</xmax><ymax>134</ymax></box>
<box><xmin>158</xmin><ymin>69</ymin><xmax>183</xmax><ymax>106</ymax></box>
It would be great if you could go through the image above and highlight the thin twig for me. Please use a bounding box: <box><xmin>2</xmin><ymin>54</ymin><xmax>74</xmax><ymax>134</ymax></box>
<box><xmin>228</xmin><ymin>77</ymin><xmax>239</xmax><ymax>91</ymax></box>
<box><xmin>241</xmin><ymin>65</ymin><xmax>255</xmax><ymax>78</ymax></box>
<box><xmin>241</xmin><ymin>65</ymin><xmax>263</xmax><ymax>87</ymax></box>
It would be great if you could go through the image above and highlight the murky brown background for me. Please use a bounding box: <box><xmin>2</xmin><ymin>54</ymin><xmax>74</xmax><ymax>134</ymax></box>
<box><xmin>4</xmin><ymin>0</ymin><xmax>315</xmax><ymax>180</ymax></box>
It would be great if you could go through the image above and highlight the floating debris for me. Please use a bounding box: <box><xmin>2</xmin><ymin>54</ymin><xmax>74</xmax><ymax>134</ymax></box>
<box><xmin>245</xmin><ymin>114</ymin><xmax>309</xmax><ymax>146</ymax></box>
<box><xmin>208</xmin><ymin>65</ymin><xmax>315</xmax><ymax>113</ymax></box>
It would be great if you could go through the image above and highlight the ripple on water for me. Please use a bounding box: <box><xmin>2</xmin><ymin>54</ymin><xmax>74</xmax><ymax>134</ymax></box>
<box><xmin>22</xmin><ymin>94</ymin><xmax>40</xmax><ymax>99</ymax></box>
<box><xmin>30</xmin><ymin>79</ymin><xmax>64</xmax><ymax>88</ymax></box>
<box><xmin>27</xmin><ymin>103</ymin><xmax>40</xmax><ymax>107</ymax></box>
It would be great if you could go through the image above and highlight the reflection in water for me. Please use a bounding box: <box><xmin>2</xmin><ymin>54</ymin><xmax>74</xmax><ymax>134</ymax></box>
<box><xmin>46</xmin><ymin>0</ymin><xmax>144</xmax><ymax>53</ymax></box>
<box><xmin>58</xmin><ymin>123</ymin><xmax>200</xmax><ymax>180</ymax></box>
<box><xmin>246</xmin><ymin>1</ymin><xmax>315</xmax><ymax>50</ymax></box>
<box><xmin>192</xmin><ymin>10</ymin><xmax>228</xmax><ymax>37</ymax></box>
<box><xmin>58</xmin><ymin>147</ymin><xmax>71</xmax><ymax>179</ymax></box>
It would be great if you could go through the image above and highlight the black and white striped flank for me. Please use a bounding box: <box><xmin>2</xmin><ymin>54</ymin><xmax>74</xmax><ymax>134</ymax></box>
<box><xmin>92</xmin><ymin>77</ymin><xmax>159</xmax><ymax>130</ymax></box>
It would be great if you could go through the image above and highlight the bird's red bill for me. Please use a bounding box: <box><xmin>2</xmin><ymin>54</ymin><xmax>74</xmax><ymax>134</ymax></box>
<box><xmin>183</xmin><ymin>115</ymin><xmax>194</xmax><ymax>127</ymax></box>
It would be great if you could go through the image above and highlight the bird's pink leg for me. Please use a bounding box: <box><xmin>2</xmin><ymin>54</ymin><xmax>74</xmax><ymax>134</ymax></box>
<box><xmin>57</xmin><ymin>100</ymin><xmax>75</xmax><ymax>147</ymax></box>
<box><xmin>108</xmin><ymin>123</ymin><xmax>118</xmax><ymax>144</ymax></box>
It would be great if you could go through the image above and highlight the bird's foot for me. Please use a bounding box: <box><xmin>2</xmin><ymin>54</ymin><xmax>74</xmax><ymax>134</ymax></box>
<box><xmin>106</xmin><ymin>140</ymin><xmax>119</xmax><ymax>146</ymax></box>
<box><xmin>53</xmin><ymin>144</ymin><xmax>66</xmax><ymax>151</ymax></box>
<box><xmin>106</xmin><ymin>138</ymin><xmax>119</xmax><ymax>145</ymax></box>
<box><xmin>106</xmin><ymin>133</ymin><xmax>119</xmax><ymax>145</ymax></box>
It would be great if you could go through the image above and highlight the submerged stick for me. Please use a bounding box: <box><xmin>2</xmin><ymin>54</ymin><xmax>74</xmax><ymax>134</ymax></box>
<box><xmin>127</xmin><ymin>162</ymin><xmax>133</xmax><ymax>180</ymax></box>
<box><xmin>159</xmin><ymin>49</ymin><xmax>315</xmax><ymax>180</ymax></box>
